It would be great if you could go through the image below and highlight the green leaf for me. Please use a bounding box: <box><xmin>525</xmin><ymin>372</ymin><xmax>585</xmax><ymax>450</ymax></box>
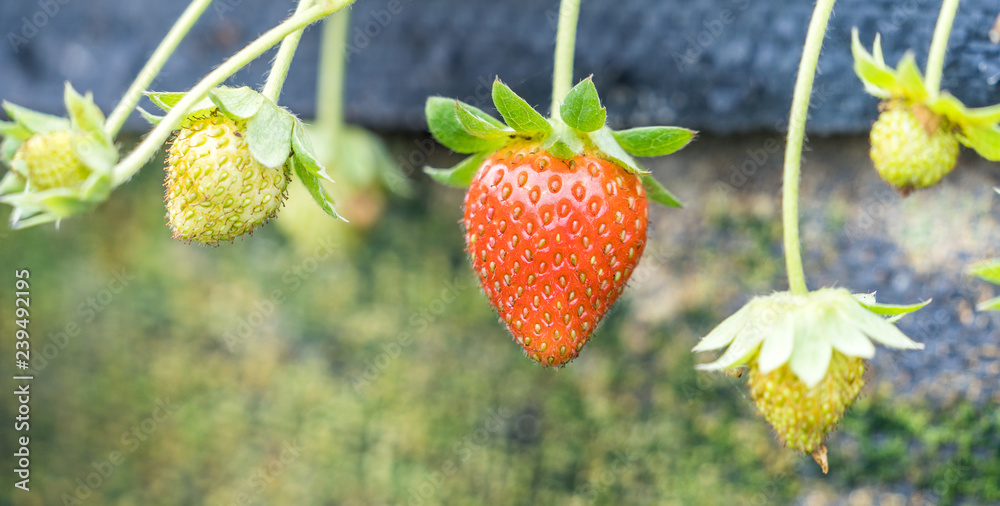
<box><xmin>291</xmin><ymin>120</ymin><xmax>332</xmax><ymax>182</ymax></box>
<box><xmin>959</xmin><ymin>124</ymin><xmax>1000</xmax><ymax>161</ymax></box>
<box><xmin>424</xmin><ymin>152</ymin><xmax>487</xmax><ymax>188</ymax></box>
<box><xmin>2</xmin><ymin>102</ymin><xmax>70</xmax><ymax>133</ymax></box>
<box><xmin>559</xmin><ymin>77</ymin><xmax>607</xmax><ymax>133</ymax></box>
<box><xmin>64</xmin><ymin>83</ymin><xmax>108</xmax><ymax>144</ymax></box>
<box><xmin>245</xmin><ymin>98</ymin><xmax>293</xmax><ymax>169</ymax></box>
<box><xmin>851</xmin><ymin>29</ymin><xmax>895</xmax><ymax>97</ymax></box>
<box><xmin>455</xmin><ymin>101</ymin><xmax>511</xmax><ymax>139</ymax></box>
<box><xmin>209</xmin><ymin>86</ymin><xmax>264</xmax><ymax>120</ymax></box>
<box><xmin>589</xmin><ymin>127</ymin><xmax>643</xmax><ymax>174</ymax></box>
<box><xmin>976</xmin><ymin>296</ymin><xmax>1000</xmax><ymax>312</ymax></box>
<box><xmin>492</xmin><ymin>79</ymin><xmax>551</xmax><ymax>135</ymax></box>
<box><xmin>145</xmin><ymin>92</ymin><xmax>187</xmax><ymax>112</ymax></box>
<box><xmin>970</xmin><ymin>258</ymin><xmax>1000</xmax><ymax>285</ymax></box>
<box><xmin>613</xmin><ymin>126</ymin><xmax>695</xmax><ymax>157</ymax></box>
<box><xmin>640</xmin><ymin>173</ymin><xmax>683</xmax><ymax>208</ymax></box>
<box><xmin>425</xmin><ymin>97</ymin><xmax>506</xmax><ymax>154</ymax></box>
<box><xmin>292</xmin><ymin>156</ymin><xmax>343</xmax><ymax>221</ymax></box>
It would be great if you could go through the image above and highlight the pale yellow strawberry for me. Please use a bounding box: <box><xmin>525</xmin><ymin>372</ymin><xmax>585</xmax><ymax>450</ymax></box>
<box><xmin>165</xmin><ymin>112</ymin><xmax>289</xmax><ymax>244</ymax></box>
<box><xmin>12</xmin><ymin>131</ymin><xmax>91</xmax><ymax>191</ymax></box>
<box><xmin>748</xmin><ymin>351</ymin><xmax>866</xmax><ymax>455</ymax></box>
<box><xmin>870</xmin><ymin>101</ymin><xmax>959</xmax><ymax>195</ymax></box>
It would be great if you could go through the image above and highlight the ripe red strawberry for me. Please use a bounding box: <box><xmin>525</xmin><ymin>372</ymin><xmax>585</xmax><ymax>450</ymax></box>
<box><xmin>464</xmin><ymin>143</ymin><xmax>648</xmax><ymax>366</ymax></box>
<box><xmin>426</xmin><ymin>78</ymin><xmax>693</xmax><ymax>366</ymax></box>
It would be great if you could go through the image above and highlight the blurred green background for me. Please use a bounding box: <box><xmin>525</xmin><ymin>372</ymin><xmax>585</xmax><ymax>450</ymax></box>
<box><xmin>2</xmin><ymin>134</ymin><xmax>999</xmax><ymax>505</ymax></box>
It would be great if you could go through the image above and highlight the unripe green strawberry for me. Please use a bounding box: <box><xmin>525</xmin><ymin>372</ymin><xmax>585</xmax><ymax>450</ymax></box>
<box><xmin>748</xmin><ymin>351</ymin><xmax>866</xmax><ymax>456</ymax></box>
<box><xmin>165</xmin><ymin>112</ymin><xmax>289</xmax><ymax>244</ymax></box>
<box><xmin>11</xmin><ymin>131</ymin><xmax>91</xmax><ymax>191</ymax></box>
<box><xmin>870</xmin><ymin>101</ymin><xmax>959</xmax><ymax>195</ymax></box>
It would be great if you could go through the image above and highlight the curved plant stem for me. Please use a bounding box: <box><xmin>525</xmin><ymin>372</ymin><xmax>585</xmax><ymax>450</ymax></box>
<box><xmin>262</xmin><ymin>0</ymin><xmax>315</xmax><ymax>102</ymax></box>
<box><xmin>316</xmin><ymin>8</ymin><xmax>351</xmax><ymax>138</ymax></box>
<box><xmin>550</xmin><ymin>0</ymin><xmax>582</xmax><ymax>119</ymax></box>
<box><xmin>925</xmin><ymin>0</ymin><xmax>961</xmax><ymax>95</ymax></box>
<box><xmin>104</xmin><ymin>0</ymin><xmax>214</xmax><ymax>138</ymax></box>
<box><xmin>111</xmin><ymin>0</ymin><xmax>351</xmax><ymax>187</ymax></box>
<box><xmin>782</xmin><ymin>0</ymin><xmax>837</xmax><ymax>295</ymax></box>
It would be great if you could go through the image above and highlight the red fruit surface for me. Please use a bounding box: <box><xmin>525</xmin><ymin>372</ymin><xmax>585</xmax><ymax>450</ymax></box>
<box><xmin>463</xmin><ymin>143</ymin><xmax>649</xmax><ymax>366</ymax></box>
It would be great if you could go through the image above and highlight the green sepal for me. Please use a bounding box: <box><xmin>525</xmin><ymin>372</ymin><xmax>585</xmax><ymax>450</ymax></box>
<box><xmin>588</xmin><ymin>127</ymin><xmax>644</xmax><ymax>174</ymax></box>
<box><xmin>2</xmin><ymin>101</ymin><xmax>70</xmax><ymax>134</ymax></box>
<box><xmin>851</xmin><ymin>30</ymin><xmax>895</xmax><ymax>98</ymax></box>
<box><xmin>291</xmin><ymin>156</ymin><xmax>344</xmax><ymax>221</ymax></box>
<box><xmin>209</xmin><ymin>86</ymin><xmax>265</xmax><ymax>120</ymax></box>
<box><xmin>970</xmin><ymin>259</ymin><xmax>1000</xmax><ymax>285</ymax></box>
<box><xmin>424</xmin><ymin>152</ymin><xmax>487</xmax><ymax>188</ymax></box>
<box><xmin>455</xmin><ymin>101</ymin><xmax>512</xmax><ymax>139</ymax></box>
<box><xmin>425</xmin><ymin>97</ymin><xmax>506</xmax><ymax>154</ymax></box>
<box><xmin>146</xmin><ymin>92</ymin><xmax>187</xmax><ymax>111</ymax></box>
<box><xmin>958</xmin><ymin>125</ymin><xmax>1000</xmax><ymax>161</ymax></box>
<box><xmin>71</xmin><ymin>136</ymin><xmax>118</xmax><ymax>176</ymax></box>
<box><xmin>137</xmin><ymin>107</ymin><xmax>164</xmax><ymax>125</ymax></box>
<box><xmin>144</xmin><ymin>91</ymin><xmax>216</xmax><ymax>122</ymax></box>
<box><xmin>976</xmin><ymin>296</ymin><xmax>1000</xmax><ymax>312</ymax></box>
<box><xmin>0</xmin><ymin>171</ymin><xmax>26</xmax><ymax>195</ymax></box>
<box><xmin>639</xmin><ymin>173</ymin><xmax>683</xmax><ymax>208</ymax></box>
<box><xmin>291</xmin><ymin>120</ymin><xmax>333</xmax><ymax>183</ymax></box>
<box><xmin>613</xmin><ymin>126</ymin><xmax>696</xmax><ymax>157</ymax></box>
<box><xmin>895</xmin><ymin>53</ymin><xmax>928</xmax><ymax>102</ymax></box>
<box><xmin>63</xmin><ymin>83</ymin><xmax>109</xmax><ymax>146</ymax></box>
<box><xmin>853</xmin><ymin>293</ymin><xmax>930</xmax><ymax>322</ymax></box>
<box><xmin>559</xmin><ymin>77</ymin><xmax>606</xmax><ymax>133</ymax></box>
<box><xmin>492</xmin><ymin>79</ymin><xmax>550</xmax><ymax>135</ymax></box>
<box><xmin>245</xmin><ymin>97</ymin><xmax>293</xmax><ymax>169</ymax></box>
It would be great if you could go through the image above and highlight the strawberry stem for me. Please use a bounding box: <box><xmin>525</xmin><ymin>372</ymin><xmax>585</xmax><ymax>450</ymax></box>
<box><xmin>104</xmin><ymin>0</ymin><xmax>214</xmax><ymax>138</ymax></box>
<box><xmin>316</xmin><ymin>8</ymin><xmax>351</xmax><ymax>139</ymax></box>
<box><xmin>111</xmin><ymin>0</ymin><xmax>351</xmax><ymax>187</ymax></box>
<box><xmin>550</xmin><ymin>0</ymin><xmax>583</xmax><ymax>121</ymax></box>
<box><xmin>782</xmin><ymin>0</ymin><xmax>837</xmax><ymax>295</ymax></box>
<box><xmin>262</xmin><ymin>0</ymin><xmax>315</xmax><ymax>102</ymax></box>
<box><xmin>925</xmin><ymin>0</ymin><xmax>961</xmax><ymax>96</ymax></box>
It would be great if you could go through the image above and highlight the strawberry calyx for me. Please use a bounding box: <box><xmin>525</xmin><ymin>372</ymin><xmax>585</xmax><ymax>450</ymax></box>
<box><xmin>852</xmin><ymin>28</ymin><xmax>1000</xmax><ymax>162</ymax></box>
<box><xmin>146</xmin><ymin>85</ymin><xmax>343</xmax><ymax>221</ymax></box>
<box><xmin>0</xmin><ymin>83</ymin><xmax>118</xmax><ymax>228</ymax></box>
<box><xmin>693</xmin><ymin>287</ymin><xmax>928</xmax><ymax>470</ymax></box>
<box><xmin>424</xmin><ymin>77</ymin><xmax>695</xmax><ymax>207</ymax></box>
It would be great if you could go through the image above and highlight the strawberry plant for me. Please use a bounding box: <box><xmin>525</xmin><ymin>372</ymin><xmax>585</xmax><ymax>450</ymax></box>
<box><xmin>853</xmin><ymin>0</ymin><xmax>1000</xmax><ymax>194</ymax></box>
<box><xmin>0</xmin><ymin>0</ymin><xmax>354</xmax><ymax>239</ymax></box>
<box><xmin>423</xmin><ymin>1</ymin><xmax>694</xmax><ymax>366</ymax></box>
<box><xmin>692</xmin><ymin>0</ymin><xmax>932</xmax><ymax>473</ymax></box>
